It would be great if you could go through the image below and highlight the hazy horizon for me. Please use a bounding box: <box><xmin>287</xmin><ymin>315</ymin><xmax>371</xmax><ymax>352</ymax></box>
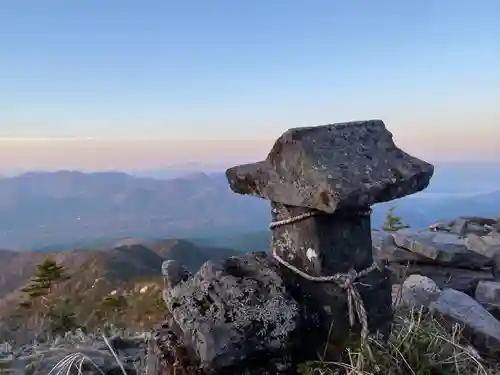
<box><xmin>0</xmin><ymin>131</ymin><xmax>499</xmax><ymax>173</ymax></box>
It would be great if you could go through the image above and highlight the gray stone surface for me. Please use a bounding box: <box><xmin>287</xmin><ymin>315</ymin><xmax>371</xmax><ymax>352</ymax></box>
<box><xmin>161</xmin><ymin>259</ymin><xmax>191</xmax><ymax>290</ymax></box>
<box><xmin>475</xmin><ymin>280</ymin><xmax>500</xmax><ymax>318</ymax></box>
<box><xmin>495</xmin><ymin>216</ymin><xmax>500</xmax><ymax>232</ymax></box>
<box><xmin>466</xmin><ymin>232</ymin><xmax>500</xmax><ymax>259</ymax></box>
<box><xmin>493</xmin><ymin>251</ymin><xmax>500</xmax><ymax>280</ymax></box>
<box><xmin>461</xmin><ymin>216</ymin><xmax>498</xmax><ymax>227</ymax></box>
<box><xmin>429</xmin><ymin>288</ymin><xmax>500</xmax><ymax>356</ymax></box>
<box><xmin>389</xmin><ymin>263</ymin><xmax>493</xmax><ymax>295</ymax></box>
<box><xmin>226</xmin><ymin>120</ymin><xmax>434</xmax><ymax>213</ymax></box>
<box><xmin>466</xmin><ymin>222</ymin><xmax>491</xmax><ymax>237</ymax></box>
<box><xmin>392</xmin><ymin>229</ymin><xmax>491</xmax><ymax>268</ymax></box>
<box><xmin>371</xmin><ymin>230</ymin><xmax>390</xmax><ymax>250</ymax></box>
<box><xmin>162</xmin><ymin>252</ymin><xmax>302</xmax><ymax>375</ymax></box>
<box><xmin>428</xmin><ymin>220</ymin><xmax>454</xmax><ymax>232</ymax></box>
<box><xmin>373</xmin><ymin>231</ymin><xmax>429</xmax><ymax>263</ymax></box>
<box><xmin>451</xmin><ymin>218</ymin><xmax>469</xmax><ymax>237</ymax></box>
<box><xmin>400</xmin><ymin>275</ymin><xmax>442</xmax><ymax>309</ymax></box>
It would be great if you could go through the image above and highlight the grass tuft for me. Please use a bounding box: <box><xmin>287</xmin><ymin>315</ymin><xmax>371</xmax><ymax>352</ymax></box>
<box><xmin>47</xmin><ymin>352</ymin><xmax>107</xmax><ymax>375</ymax></box>
<box><xmin>300</xmin><ymin>307</ymin><xmax>498</xmax><ymax>375</ymax></box>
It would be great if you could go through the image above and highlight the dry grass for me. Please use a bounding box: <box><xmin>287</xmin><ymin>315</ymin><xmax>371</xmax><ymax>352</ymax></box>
<box><xmin>47</xmin><ymin>352</ymin><xmax>108</xmax><ymax>375</ymax></box>
<box><xmin>42</xmin><ymin>306</ymin><xmax>500</xmax><ymax>375</ymax></box>
<box><xmin>46</xmin><ymin>332</ymin><xmax>139</xmax><ymax>375</ymax></box>
<box><xmin>300</xmin><ymin>307</ymin><xmax>499</xmax><ymax>375</ymax></box>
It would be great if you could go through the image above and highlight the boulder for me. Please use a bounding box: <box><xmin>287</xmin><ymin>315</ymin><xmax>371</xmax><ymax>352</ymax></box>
<box><xmin>429</xmin><ymin>288</ymin><xmax>500</xmax><ymax>356</ymax></box>
<box><xmin>160</xmin><ymin>252</ymin><xmax>302</xmax><ymax>375</ymax></box>
<box><xmin>400</xmin><ymin>274</ymin><xmax>442</xmax><ymax>309</ymax></box>
<box><xmin>392</xmin><ymin>229</ymin><xmax>491</xmax><ymax>268</ymax></box>
<box><xmin>373</xmin><ymin>231</ymin><xmax>431</xmax><ymax>263</ymax></box>
<box><xmin>399</xmin><ymin>275</ymin><xmax>500</xmax><ymax>356</ymax></box>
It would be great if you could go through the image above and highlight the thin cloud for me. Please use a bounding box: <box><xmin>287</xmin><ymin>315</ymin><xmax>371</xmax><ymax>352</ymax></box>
<box><xmin>0</xmin><ymin>137</ymin><xmax>97</xmax><ymax>142</ymax></box>
<box><xmin>0</xmin><ymin>136</ymin><xmax>275</xmax><ymax>142</ymax></box>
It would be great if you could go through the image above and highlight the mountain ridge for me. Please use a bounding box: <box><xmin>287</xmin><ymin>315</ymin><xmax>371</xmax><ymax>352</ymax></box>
<box><xmin>0</xmin><ymin>171</ymin><xmax>269</xmax><ymax>249</ymax></box>
<box><xmin>0</xmin><ymin>168</ymin><xmax>499</xmax><ymax>250</ymax></box>
<box><xmin>0</xmin><ymin>237</ymin><xmax>241</xmax><ymax>342</ymax></box>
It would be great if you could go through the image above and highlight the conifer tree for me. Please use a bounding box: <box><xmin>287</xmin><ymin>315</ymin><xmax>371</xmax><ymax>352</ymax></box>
<box><xmin>21</xmin><ymin>257</ymin><xmax>68</xmax><ymax>299</ymax></box>
<box><xmin>19</xmin><ymin>257</ymin><xmax>70</xmax><ymax>327</ymax></box>
<box><xmin>47</xmin><ymin>298</ymin><xmax>78</xmax><ymax>337</ymax></box>
<box><xmin>382</xmin><ymin>207</ymin><xmax>410</xmax><ymax>232</ymax></box>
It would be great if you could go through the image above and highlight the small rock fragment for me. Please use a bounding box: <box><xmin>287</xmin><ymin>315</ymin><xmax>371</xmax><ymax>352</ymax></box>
<box><xmin>401</xmin><ymin>275</ymin><xmax>442</xmax><ymax>309</ymax></box>
<box><xmin>475</xmin><ymin>280</ymin><xmax>500</xmax><ymax>318</ymax></box>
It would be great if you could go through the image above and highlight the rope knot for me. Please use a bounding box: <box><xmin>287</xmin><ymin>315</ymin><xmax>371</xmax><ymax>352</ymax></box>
<box><xmin>339</xmin><ymin>269</ymin><xmax>357</xmax><ymax>289</ymax></box>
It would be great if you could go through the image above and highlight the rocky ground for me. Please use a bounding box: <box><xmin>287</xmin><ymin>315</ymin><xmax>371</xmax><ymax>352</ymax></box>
<box><xmin>375</xmin><ymin>215</ymin><xmax>500</xmax><ymax>294</ymax></box>
<box><xmin>2</xmin><ymin>214</ymin><xmax>500</xmax><ymax>375</ymax></box>
<box><xmin>0</xmin><ymin>330</ymin><xmax>153</xmax><ymax>375</ymax></box>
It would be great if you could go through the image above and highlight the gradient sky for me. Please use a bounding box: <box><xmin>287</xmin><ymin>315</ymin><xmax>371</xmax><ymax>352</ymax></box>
<box><xmin>0</xmin><ymin>0</ymin><xmax>499</xmax><ymax>170</ymax></box>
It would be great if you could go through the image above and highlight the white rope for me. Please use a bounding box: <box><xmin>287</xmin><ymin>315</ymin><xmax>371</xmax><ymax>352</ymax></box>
<box><xmin>269</xmin><ymin>208</ymin><xmax>372</xmax><ymax>230</ymax></box>
<box><xmin>269</xmin><ymin>208</ymin><xmax>378</xmax><ymax>340</ymax></box>
<box><xmin>269</xmin><ymin>211</ymin><xmax>321</xmax><ymax>230</ymax></box>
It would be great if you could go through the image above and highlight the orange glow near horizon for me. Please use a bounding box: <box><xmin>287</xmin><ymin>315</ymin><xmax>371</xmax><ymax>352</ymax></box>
<box><xmin>0</xmin><ymin>129</ymin><xmax>498</xmax><ymax>171</ymax></box>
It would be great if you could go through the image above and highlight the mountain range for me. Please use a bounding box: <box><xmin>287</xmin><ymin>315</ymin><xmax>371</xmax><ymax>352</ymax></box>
<box><xmin>0</xmin><ymin>171</ymin><xmax>269</xmax><ymax>250</ymax></box>
<box><xmin>0</xmin><ymin>162</ymin><xmax>498</xmax><ymax>251</ymax></box>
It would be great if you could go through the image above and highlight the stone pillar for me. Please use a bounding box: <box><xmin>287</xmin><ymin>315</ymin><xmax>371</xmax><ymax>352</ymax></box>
<box><xmin>226</xmin><ymin>120</ymin><xmax>434</xmax><ymax>348</ymax></box>
<box><xmin>269</xmin><ymin>202</ymin><xmax>388</xmax><ymax>344</ymax></box>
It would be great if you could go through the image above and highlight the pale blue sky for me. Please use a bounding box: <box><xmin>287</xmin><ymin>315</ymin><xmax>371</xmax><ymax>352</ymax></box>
<box><xmin>0</xmin><ymin>1</ymin><xmax>498</xmax><ymax>149</ymax></box>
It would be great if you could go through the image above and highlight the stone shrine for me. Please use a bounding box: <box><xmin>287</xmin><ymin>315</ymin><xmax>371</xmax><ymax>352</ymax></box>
<box><xmin>227</xmin><ymin>119</ymin><xmax>434</xmax><ymax>343</ymax></box>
